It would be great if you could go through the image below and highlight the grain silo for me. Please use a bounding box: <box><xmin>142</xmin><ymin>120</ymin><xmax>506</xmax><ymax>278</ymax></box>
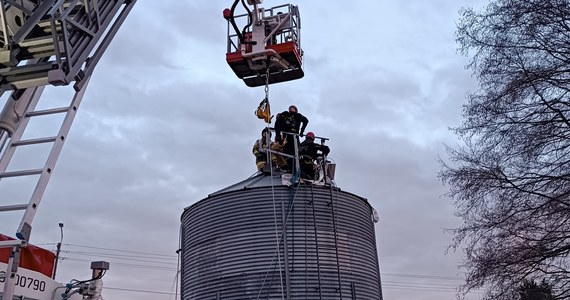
<box><xmin>180</xmin><ymin>169</ymin><xmax>383</xmax><ymax>300</ymax></box>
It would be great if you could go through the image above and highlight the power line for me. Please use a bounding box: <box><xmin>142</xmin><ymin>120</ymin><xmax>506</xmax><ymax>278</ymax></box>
<box><xmin>57</xmin><ymin>242</ymin><xmax>474</xmax><ymax>294</ymax></box>
<box><xmin>102</xmin><ymin>284</ymin><xmax>465</xmax><ymax>295</ymax></box>
<box><xmin>382</xmin><ymin>272</ymin><xmax>462</xmax><ymax>281</ymax></box>
<box><xmin>62</xmin><ymin>243</ymin><xmax>178</xmax><ymax>258</ymax></box>
<box><xmin>62</xmin><ymin>245</ymin><xmax>463</xmax><ymax>282</ymax></box>
<box><xmin>47</xmin><ymin>243</ymin><xmax>466</xmax><ymax>283</ymax></box>
<box><xmin>382</xmin><ymin>280</ymin><xmax>459</xmax><ymax>289</ymax></box>
<box><xmin>382</xmin><ymin>285</ymin><xmax>458</xmax><ymax>292</ymax></box>
<box><xmin>62</xmin><ymin>250</ymin><xmax>177</xmax><ymax>264</ymax></box>
<box><xmin>104</xmin><ymin>286</ymin><xmax>176</xmax><ymax>296</ymax></box>
<box><xmin>61</xmin><ymin>257</ymin><xmax>177</xmax><ymax>272</ymax></box>
<box><xmin>383</xmin><ymin>284</ymin><xmax>483</xmax><ymax>295</ymax></box>
<box><xmin>65</xmin><ymin>249</ymin><xmax>178</xmax><ymax>261</ymax></box>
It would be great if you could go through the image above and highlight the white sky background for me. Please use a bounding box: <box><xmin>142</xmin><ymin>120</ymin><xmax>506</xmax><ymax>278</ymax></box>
<box><xmin>0</xmin><ymin>0</ymin><xmax>489</xmax><ymax>299</ymax></box>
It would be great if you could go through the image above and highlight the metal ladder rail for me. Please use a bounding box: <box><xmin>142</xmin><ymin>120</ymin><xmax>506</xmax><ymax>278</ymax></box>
<box><xmin>57</xmin><ymin>0</ymin><xmax>135</xmax><ymax>88</ymax></box>
<box><xmin>0</xmin><ymin>0</ymin><xmax>136</xmax><ymax>91</ymax></box>
<box><xmin>0</xmin><ymin>0</ymin><xmax>79</xmax><ymax>67</ymax></box>
<box><xmin>303</xmin><ymin>185</ymin><xmax>309</xmax><ymax>297</ymax></box>
<box><xmin>258</xmin><ymin>181</ymin><xmax>303</xmax><ymax>299</ymax></box>
<box><xmin>286</xmin><ymin>176</ymin><xmax>300</xmax><ymax>278</ymax></box>
<box><xmin>0</xmin><ymin>76</ymin><xmax>91</xmax><ymax>300</ymax></box>
<box><xmin>327</xmin><ymin>185</ymin><xmax>343</xmax><ymax>299</ymax></box>
<box><xmin>280</xmin><ymin>200</ymin><xmax>291</xmax><ymax>300</ymax></box>
<box><xmin>10</xmin><ymin>0</ymin><xmax>64</xmax><ymax>46</ymax></box>
<box><xmin>0</xmin><ymin>0</ymin><xmax>10</xmax><ymax>49</ymax></box>
<box><xmin>0</xmin><ymin>86</ymin><xmax>47</xmax><ymax>182</ymax></box>
<box><xmin>309</xmin><ymin>184</ymin><xmax>323</xmax><ymax>300</ymax></box>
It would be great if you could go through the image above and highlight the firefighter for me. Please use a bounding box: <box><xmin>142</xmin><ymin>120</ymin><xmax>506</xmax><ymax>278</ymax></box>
<box><xmin>271</xmin><ymin>137</ymin><xmax>289</xmax><ymax>172</ymax></box>
<box><xmin>299</xmin><ymin>132</ymin><xmax>330</xmax><ymax>180</ymax></box>
<box><xmin>252</xmin><ymin>128</ymin><xmax>289</xmax><ymax>172</ymax></box>
<box><xmin>274</xmin><ymin>105</ymin><xmax>309</xmax><ymax>169</ymax></box>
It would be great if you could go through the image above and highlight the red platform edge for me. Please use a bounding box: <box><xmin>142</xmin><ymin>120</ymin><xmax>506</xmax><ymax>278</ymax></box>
<box><xmin>226</xmin><ymin>41</ymin><xmax>302</xmax><ymax>65</ymax></box>
<box><xmin>0</xmin><ymin>234</ymin><xmax>56</xmax><ymax>278</ymax></box>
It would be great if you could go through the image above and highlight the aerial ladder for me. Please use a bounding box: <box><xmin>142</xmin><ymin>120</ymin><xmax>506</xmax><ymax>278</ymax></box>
<box><xmin>0</xmin><ymin>1</ymin><xmax>136</xmax><ymax>299</ymax></box>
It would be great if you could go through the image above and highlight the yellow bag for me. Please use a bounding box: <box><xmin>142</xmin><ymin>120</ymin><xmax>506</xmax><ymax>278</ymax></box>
<box><xmin>255</xmin><ymin>98</ymin><xmax>273</xmax><ymax>123</ymax></box>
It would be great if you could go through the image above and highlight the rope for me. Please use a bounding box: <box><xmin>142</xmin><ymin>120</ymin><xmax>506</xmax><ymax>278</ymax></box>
<box><xmin>256</xmin><ymin>180</ymin><xmax>303</xmax><ymax>300</ymax></box>
<box><xmin>263</xmin><ymin>66</ymin><xmax>286</xmax><ymax>300</ymax></box>
<box><xmin>268</xmin><ymin>129</ymin><xmax>285</xmax><ymax>300</ymax></box>
<box><xmin>304</xmin><ymin>185</ymin><xmax>309</xmax><ymax>297</ymax></box>
<box><xmin>256</xmin><ymin>66</ymin><xmax>297</xmax><ymax>298</ymax></box>
<box><xmin>328</xmin><ymin>184</ymin><xmax>344</xmax><ymax>298</ymax></box>
<box><xmin>310</xmin><ymin>183</ymin><xmax>324</xmax><ymax>299</ymax></box>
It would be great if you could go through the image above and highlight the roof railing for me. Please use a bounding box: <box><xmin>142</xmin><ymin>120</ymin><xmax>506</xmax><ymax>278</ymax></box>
<box><xmin>260</xmin><ymin>127</ymin><xmax>335</xmax><ymax>185</ymax></box>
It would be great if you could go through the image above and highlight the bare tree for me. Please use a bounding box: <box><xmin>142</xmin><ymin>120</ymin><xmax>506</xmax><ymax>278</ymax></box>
<box><xmin>440</xmin><ymin>1</ymin><xmax>570</xmax><ymax>299</ymax></box>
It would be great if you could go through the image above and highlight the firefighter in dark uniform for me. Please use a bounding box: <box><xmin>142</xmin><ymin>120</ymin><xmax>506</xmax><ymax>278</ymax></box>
<box><xmin>274</xmin><ymin>105</ymin><xmax>309</xmax><ymax>169</ymax></box>
<box><xmin>299</xmin><ymin>132</ymin><xmax>330</xmax><ymax>179</ymax></box>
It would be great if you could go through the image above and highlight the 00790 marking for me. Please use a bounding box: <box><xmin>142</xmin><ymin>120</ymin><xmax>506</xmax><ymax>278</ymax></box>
<box><xmin>0</xmin><ymin>270</ymin><xmax>46</xmax><ymax>292</ymax></box>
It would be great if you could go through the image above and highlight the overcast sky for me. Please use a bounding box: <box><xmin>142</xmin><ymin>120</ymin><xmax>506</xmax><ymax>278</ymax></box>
<box><xmin>0</xmin><ymin>1</ymin><xmax>488</xmax><ymax>299</ymax></box>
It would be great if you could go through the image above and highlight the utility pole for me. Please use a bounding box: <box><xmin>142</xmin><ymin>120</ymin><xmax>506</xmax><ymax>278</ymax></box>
<box><xmin>52</xmin><ymin>223</ymin><xmax>64</xmax><ymax>279</ymax></box>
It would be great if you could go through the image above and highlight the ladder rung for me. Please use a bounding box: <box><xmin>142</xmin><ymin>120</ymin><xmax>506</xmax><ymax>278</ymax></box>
<box><xmin>2</xmin><ymin>61</ymin><xmax>54</xmax><ymax>76</ymax></box>
<box><xmin>0</xmin><ymin>204</ymin><xmax>28</xmax><ymax>212</ymax></box>
<box><xmin>0</xmin><ymin>240</ymin><xmax>26</xmax><ymax>249</ymax></box>
<box><xmin>19</xmin><ymin>36</ymin><xmax>54</xmax><ymax>48</ymax></box>
<box><xmin>11</xmin><ymin>136</ymin><xmax>57</xmax><ymax>146</ymax></box>
<box><xmin>0</xmin><ymin>169</ymin><xmax>43</xmax><ymax>178</ymax></box>
<box><xmin>26</xmin><ymin>107</ymin><xmax>69</xmax><ymax>117</ymax></box>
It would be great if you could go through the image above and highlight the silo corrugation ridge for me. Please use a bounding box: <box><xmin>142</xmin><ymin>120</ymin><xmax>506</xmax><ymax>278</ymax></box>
<box><xmin>181</xmin><ymin>182</ymin><xmax>382</xmax><ymax>300</ymax></box>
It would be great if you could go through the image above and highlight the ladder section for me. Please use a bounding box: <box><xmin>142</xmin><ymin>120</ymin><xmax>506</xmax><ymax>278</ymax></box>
<box><xmin>327</xmin><ymin>185</ymin><xmax>343</xmax><ymax>300</ymax></box>
<box><xmin>303</xmin><ymin>184</ymin><xmax>345</xmax><ymax>299</ymax></box>
<box><xmin>0</xmin><ymin>0</ymin><xmax>136</xmax><ymax>93</ymax></box>
<box><xmin>0</xmin><ymin>2</ymin><xmax>135</xmax><ymax>300</ymax></box>
<box><xmin>0</xmin><ymin>76</ymin><xmax>91</xmax><ymax>299</ymax></box>
<box><xmin>307</xmin><ymin>184</ymin><xmax>324</xmax><ymax>299</ymax></box>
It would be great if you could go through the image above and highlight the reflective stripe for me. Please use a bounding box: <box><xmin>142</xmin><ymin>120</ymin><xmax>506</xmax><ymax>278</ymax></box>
<box><xmin>258</xmin><ymin>139</ymin><xmax>268</xmax><ymax>153</ymax></box>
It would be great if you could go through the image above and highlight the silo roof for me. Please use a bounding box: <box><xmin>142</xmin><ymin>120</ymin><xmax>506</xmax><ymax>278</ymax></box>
<box><xmin>209</xmin><ymin>171</ymin><xmax>285</xmax><ymax>196</ymax></box>
<box><xmin>205</xmin><ymin>171</ymin><xmax>369</xmax><ymax>206</ymax></box>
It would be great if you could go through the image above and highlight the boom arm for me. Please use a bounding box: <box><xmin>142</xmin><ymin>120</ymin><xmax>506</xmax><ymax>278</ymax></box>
<box><xmin>0</xmin><ymin>1</ymin><xmax>137</xmax><ymax>300</ymax></box>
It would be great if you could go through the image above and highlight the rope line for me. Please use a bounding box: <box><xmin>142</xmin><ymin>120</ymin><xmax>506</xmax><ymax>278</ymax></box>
<box><xmin>329</xmin><ymin>184</ymin><xmax>344</xmax><ymax>298</ymax></box>
<box><xmin>310</xmin><ymin>183</ymin><xmax>324</xmax><ymax>299</ymax></box>
<box><xmin>256</xmin><ymin>179</ymin><xmax>303</xmax><ymax>299</ymax></box>
<box><xmin>260</xmin><ymin>67</ymin><xmax>285</xmax><ymax>300</ymax></box>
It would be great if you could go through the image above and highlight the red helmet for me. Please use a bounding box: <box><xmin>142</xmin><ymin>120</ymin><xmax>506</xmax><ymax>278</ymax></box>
<box><xmin>306</xmin><ymin>132</ymin><xmax>315</xmax><ymax>139</ymax></box>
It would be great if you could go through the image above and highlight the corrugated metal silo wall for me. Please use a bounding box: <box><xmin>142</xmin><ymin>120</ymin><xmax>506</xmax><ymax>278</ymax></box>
<box><xmin>181</xmin><ymin>184</ymin><xmax>382</xmax><ymax>300</ymax></box>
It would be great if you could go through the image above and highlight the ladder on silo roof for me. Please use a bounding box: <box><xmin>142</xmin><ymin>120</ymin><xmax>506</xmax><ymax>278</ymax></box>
<box><xmin>0</xmin><ymin>0</ymin><xmax>136</xmax><ymax>299</ymax></box>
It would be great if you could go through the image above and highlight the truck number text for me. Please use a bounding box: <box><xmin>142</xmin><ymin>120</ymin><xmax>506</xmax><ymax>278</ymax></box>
<box><xmin>0</xmin><ymin>271</ymin><xmax>46</xmax><ymax>292</ymax></box>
